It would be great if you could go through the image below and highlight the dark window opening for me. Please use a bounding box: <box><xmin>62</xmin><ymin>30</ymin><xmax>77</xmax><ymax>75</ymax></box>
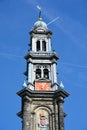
<box><xmin>42</xmin><ymin>41</ymin><xmax>46</xmax><ymax>51</ymax></box>
<box><xmin>36</xmin><ymin>40</ymin><xmax>40</xmax><ymax>51</ymax></box>
<box><xmin>36</xmin><ymin>69</ymin><xmax>41</xmax><ymax>79</ymax></box>
<box><xmin>44</xmin><ymin>69</ymin><xmax>49</xmax><ymax>79</ymax></box>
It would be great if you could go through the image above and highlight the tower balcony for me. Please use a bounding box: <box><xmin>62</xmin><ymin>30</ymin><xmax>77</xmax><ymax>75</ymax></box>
<box><xmin>24</xmin><ymin>51</ymin><xmax>59</xmax><ymax>60</ymax></box>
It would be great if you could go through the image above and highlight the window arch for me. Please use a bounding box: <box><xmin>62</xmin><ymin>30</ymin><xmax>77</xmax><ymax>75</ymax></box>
<box><xmin>43</xmin><ymin>69</ymin><xmax>49</xmax><ymax>79</ymax></box>
<box><xmin>36</xmin><ymin>40</ymin><xmax>40</xmax><ymax>51</ymax></box>
<box><xmin>36</xmin><ymin>69</ymin><xmax>41</xmax><ymax>79</ymax></box>
<box><xmin>42</xmin><ymin>40</ymin><xmax>46</xmax><ymax>51</ymax></box>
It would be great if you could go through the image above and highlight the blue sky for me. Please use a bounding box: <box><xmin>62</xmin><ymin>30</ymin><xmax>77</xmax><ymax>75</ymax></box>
<box><xmin>0</xmin><ymin>0</ymin><xmax>87</xmax><ymax>130</ymax></box>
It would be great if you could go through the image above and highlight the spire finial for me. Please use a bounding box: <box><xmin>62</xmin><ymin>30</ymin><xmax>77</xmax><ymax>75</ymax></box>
<box><xmin>37</xmin><ymin>5</ymin><xmax>42</xmax><ymax>19</ymax></box>
<box><xmin>22</xmin><ymin>81</ymin><xmax>27</xmax><ymax>88</ymax></box>
<box><xmin>59</xmin><ymin>81</ymin><xmax>64</xmax><ymax>88</ymax></box>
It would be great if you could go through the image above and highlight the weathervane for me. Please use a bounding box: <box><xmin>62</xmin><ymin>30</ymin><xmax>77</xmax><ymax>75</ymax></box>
<box><xmin>36</xmin><ymin>5</ymin><xmax>60</xmax><ymax>26</ymax></box>
<box><xmin>37</xmin><ymin>5</ymin><xmax>42</xmax><ymax>18</ymax></box>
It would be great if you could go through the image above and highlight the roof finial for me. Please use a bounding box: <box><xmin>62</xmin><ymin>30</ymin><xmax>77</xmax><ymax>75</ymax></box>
<box><xmin>37</xmin><ymin>5</ymin><xmax>42</xmax><ymax>19</ymax></box>
<box><xmin>22</xmin><ymin>81</ymin><xmax>27</xmax><ymax>88</ymax></box>
<box><xmin>59</xmin><ymin>81</ymin><xmax>64</xmax><ymax>88</ymax></box>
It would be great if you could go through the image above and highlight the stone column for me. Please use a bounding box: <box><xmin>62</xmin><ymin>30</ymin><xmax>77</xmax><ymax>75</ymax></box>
<box><xmin>22</xmin><ymin>96</ymin><xmax>32</xmax><ymax>130</ymax></box>
<box><xmin>53</xmin><ymin>63</ymin><xmax>57</xmax><ymax>84</ymax></box>
<box><xmin>46</xmin><ymin>40</ymin><xmax>49</xmax><ymax>52</ymax></box>
<box><xmin>32</xmin><ymin>38</ymin><xmax>35</xmax><ymax>51</ymax></box>
<box><xmin>31</xmin><ymin>63</ymin><xmax>33</xmax><ymax>84</ymax></box>
<box><xmin>48</xmin><ymin>38</ymin><xmax>51</xmax><ymax>51</ymax></box>
<box><xmin>54</xmin><ymin>102</ymin><xmax>59</xmax><ymax>130</ymax></box>
<box><xmin>49</xmin><ymin>114</ymin><xmax>52</xmax><ymax>130</ymax></box>
<box><xmin>41</xmin><ymin>67</ymin><xmax>44</xmax><ymax>78</ymax></box>
<box><xmin>28</xmin><ymin>63</ymin><xmax>33</xmax><ymax>87</ymax></box>
<box><xmin>28</xmin><ymin>63</ymin><xmax>32</xmax><ymax>83</ymax></box>
<box><xmin>51</xmin><ymin>65</ymin><xmax>53</xmax><ymax>85</ymax></box>
<box><xmin>57</xmin><ymin>97</ymin><xmax>64</xmax><ymax>130</ymax></box>
<box><xmin>40</xmin><ymin>39</ymin><xmax>42</xmax><ymax>51</ymax></box>
<box><xmin>31</xmin><ymin>112</ymin><xmax>35</xmax><ymax>130</ymax></box>
<box><xmin>52</xmin><ymin>113</ymin><xmax>55</xmax><ymax>130</ymax></box>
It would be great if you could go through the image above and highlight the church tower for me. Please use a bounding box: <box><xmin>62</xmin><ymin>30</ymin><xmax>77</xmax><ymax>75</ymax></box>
<box><xmin>17</xmin><ymin>13</ymin><xmax>69</xmax><ymax>130</ymax></box>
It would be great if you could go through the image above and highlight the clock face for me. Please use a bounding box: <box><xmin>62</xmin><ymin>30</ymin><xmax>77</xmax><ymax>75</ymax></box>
<box><xmin>35</xmin><ymin>82</ymin><xmax>50</xmax><ymax>90</ymax></box>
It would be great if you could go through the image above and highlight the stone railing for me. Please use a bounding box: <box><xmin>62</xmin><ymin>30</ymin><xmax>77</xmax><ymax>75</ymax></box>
<box><xmin>29</xmin><ymin>51</ymin><xmax>57</xmax><ymax>56</ymax></box>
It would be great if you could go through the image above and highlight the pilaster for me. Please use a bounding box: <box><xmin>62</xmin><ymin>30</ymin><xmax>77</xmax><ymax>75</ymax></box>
<box><xmin>52</xmin><ymin>113</ymin><xmax>55</xmax><ymax>130</ymax></box>
<box><xmin>22</xmin><ymin>96</ymin><xmax>32</xmax><ymax>130</ymax></box>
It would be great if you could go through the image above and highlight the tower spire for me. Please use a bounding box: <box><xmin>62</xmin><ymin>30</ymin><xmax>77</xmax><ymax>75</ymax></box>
<box><xmin>37</xmin><ymin>5</ymin><xmax>42</xmax><ymax>18</ymax></box>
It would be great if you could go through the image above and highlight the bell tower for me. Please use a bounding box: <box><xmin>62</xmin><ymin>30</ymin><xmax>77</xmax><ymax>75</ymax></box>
<box><xmin>17</xmin><ymin>14</ymin><xmax>69</xmax><ymax>130</ymax></box>
<box><xmin>25</xmin><ymin>17</ymin><xmax>58</xmax><ymax>91</ymax></box>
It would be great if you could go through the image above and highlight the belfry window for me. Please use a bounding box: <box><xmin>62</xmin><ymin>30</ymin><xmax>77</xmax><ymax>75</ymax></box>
<box><xmin>44</xmin><ymin>69</ymin><xmax>49</xmax><ymax>79</ymax></box>
<box><xmin>42</xmin><ymin>41</ymin><xmax>46</xmax><ymax>51</ymax></box>
<box><xmin>36</xmin><ymin>40</ymin><xmax>40</xmax><ymax>51</ymax></box>
<box><xmin>36</xmin><ymin>69</ymin><xmax>41</xmax><ymax>79</ymax></box>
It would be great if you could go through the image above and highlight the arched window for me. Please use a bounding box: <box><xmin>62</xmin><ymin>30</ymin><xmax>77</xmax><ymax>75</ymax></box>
<box><xmin>36</xmin><ymin>40</ymin><xmax>40</xmax><ymax>51</ymax></box>
<box><xmin>42</xmin><ymin>41</ymin><xmax>46</xmax><ymax>51</ymax></box>
<box><xmin>44</xmin><ymin>69</ymin><xmax>49</xmax><ymax>79</ymax></box>
<box><xmin>36</xmin><ymin>69</ymin><xmax>41</xmax><ymax>79</ymax></box>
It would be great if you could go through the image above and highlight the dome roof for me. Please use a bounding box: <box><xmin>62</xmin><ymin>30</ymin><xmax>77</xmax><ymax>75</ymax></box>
<box><xmin>33</xmin><ymin>18</ymin><xmax>48</xmax><ymax>30</ymax></box>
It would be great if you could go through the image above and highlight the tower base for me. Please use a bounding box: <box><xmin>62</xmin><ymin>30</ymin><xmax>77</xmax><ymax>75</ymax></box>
<box><xmin>17</xmin><ymin>88</ymin><xmax>69</xmax><ymax>130</ymax></box>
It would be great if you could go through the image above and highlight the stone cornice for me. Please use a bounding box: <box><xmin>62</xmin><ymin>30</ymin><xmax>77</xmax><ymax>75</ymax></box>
<box><xmin>17</xmin><ymin>87</ymin><xmax>69</xmax><ymax>99</ymax></box>
<box><xmin>29</xmin><ymin>30</ymin><xmax>52</xmax><ymax>35</ymax></box>
<box><xmin>24</xmin><ymin>51</ymin><xmax>59</xmax><ymax>61</ymax></box>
